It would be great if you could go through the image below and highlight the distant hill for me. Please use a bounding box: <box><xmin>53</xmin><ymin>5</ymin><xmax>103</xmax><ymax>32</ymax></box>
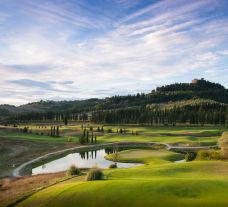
<box><xmin>1</xmin><ymin>78</ymin><xmax>228</xmax><ymax>125</ymax></box>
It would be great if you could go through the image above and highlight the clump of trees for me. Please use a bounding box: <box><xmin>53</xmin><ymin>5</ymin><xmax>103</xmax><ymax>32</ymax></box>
<box><xmin>50</xmin><ymin>126</ymin><xmax>60</xmax><ymax>137</ymax></box>
<box><xmin>79</xmin><ymin>129</ymin><xmax>97</xmax><ymax>144</ymax></box>
<box><xmin>86</xmin><ymin>167</ymin><xmax>103</xmax><ymax>181</ymax></box>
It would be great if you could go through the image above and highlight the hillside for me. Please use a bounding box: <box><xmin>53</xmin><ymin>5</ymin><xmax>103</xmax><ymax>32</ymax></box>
<box><xmin>1</xmin><ymin>78</ymin><xmax>228</xmax><ymax>125</ymax></box>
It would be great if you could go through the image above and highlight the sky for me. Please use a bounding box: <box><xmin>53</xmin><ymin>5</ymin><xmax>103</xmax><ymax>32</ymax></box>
<box><xmin>0</xmin><ymin>0</ymin><xmax>228</xmax><ymax>106</ymax></box>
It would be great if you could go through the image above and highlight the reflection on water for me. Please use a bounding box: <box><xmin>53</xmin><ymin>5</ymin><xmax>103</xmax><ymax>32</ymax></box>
<box><xmin>32</xmin><ymin>149</ymin><xmax>142</xmax><ymax>175</ymax></box>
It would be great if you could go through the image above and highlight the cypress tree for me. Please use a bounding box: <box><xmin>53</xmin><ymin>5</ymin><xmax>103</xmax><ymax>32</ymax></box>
<box><xmin>56</xmin><ymin>126</ymin><xmax>59</xmax><ymax>137</ymax></box>
<box><xmin>50</xmin><ymin>126</ymin><xmax>53</xmax><ymax>136</ymax></box>
<box><xmin>53</xmin><ymin>126</ymin><xmax>56</xmax><ymax>136</ymax></box>
<box><xmin>91</xmin><ymin>132</ymin><xmax>94</xmax><ymax>144</ymax></box>
<box><xmin>64</xmin><ymin>116</ymin><xmax>68</xmax><ymax>125</ymax></box>
<box><xmin>86</xmin><ymin>131</ymin><xmax>89</xmax><ymax>143</ymax></box>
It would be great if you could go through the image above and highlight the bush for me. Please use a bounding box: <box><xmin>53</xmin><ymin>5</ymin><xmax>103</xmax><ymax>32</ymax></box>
<box><xmin>185</xmin><ymin>152</ymin><xmax>196</xmax><ymax>162</ymax></box>
<box><xmin>219</xmin><ymin>132</ymin><xmax>228</xmax><ymax>159</ymax></box>
<box><xmin>86</xmin><ymin>167</ymin><xmax>103</xmax><ymax>181</ymax></box>
<box><xmin>66</xmin><ymin>165</ymin><xmax>80</xmax><ymax>176</ymax></box>
<box><xmin>109</xmin><ymin>163</ymin><xmax>117</xmax><ymax>168</ymax></box>
<box><xmin>197</xmin><ymin>150</ymin><xmax>222</xmax><ymax>160</ymax></box>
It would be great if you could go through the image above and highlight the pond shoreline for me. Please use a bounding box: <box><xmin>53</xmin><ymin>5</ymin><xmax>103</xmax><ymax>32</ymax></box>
<box><xmin>12</xmin><ymin>142</ymin><xmax>217</xmax><ymax>177</ymax></box>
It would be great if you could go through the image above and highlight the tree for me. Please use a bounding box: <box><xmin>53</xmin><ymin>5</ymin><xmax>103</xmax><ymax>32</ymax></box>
<box><xmin>79</xmin><ymin>129</ymin><xmax>86</xmax><ymax>144</ymax></box>
<box><xmin>50</xmin><ymin>126</ymin><xmax>53</xmax><ymax>136</ymax></box>
<box><xmin>101</xmin><ymin>126</ymin><xmax>104</xmax><ymax>132</ymax></box>
<box><xmin>91</xmin><ymin>132</ymin><xmax>94</xmax><ymax>144</ymax></box>
<box><xmin>53</xmin><ymin>126</ymin><xmax>56</xmax><ymax>136</ymax></box>
<box><xmin>64</xmin><ymin>116</ymin><xmax>68</xmax><ymax>125</ymax></box>
<box><xmin>86</xmin><ymin>131</ymin><xmax>89</xmax><ymax>143</ymax></box>
<box><xmin>95</xmin><ymin>135</ymin><xmax>97</xmax><ymax>144</ymax></box>
<box><xmin>112</xmin><ymin>145</ymin><xmax>119</xmax><ymax>162</ymax></box>
<box><xmin>56</xmin><ymin>126</ymin><xmax>60</xmax><ymax>137</ymax></box>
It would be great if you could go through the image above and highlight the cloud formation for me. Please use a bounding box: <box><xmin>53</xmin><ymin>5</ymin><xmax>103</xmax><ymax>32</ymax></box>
<box><xmin>0</xmin><ymin>0</ymin><xmax>228</xmax><ymax>105</ymax></box>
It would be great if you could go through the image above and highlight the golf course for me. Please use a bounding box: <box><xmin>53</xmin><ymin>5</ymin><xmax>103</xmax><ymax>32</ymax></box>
<box><xmin>1</xmin><ymin>124</ymin><xmax>228</xmax><ymax>207</ymax></box>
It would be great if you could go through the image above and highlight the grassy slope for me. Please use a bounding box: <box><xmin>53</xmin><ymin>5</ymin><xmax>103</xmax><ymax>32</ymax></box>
<box><xmin>16</xmin><ymin>149</ymin><xmax>228</xmax><ymax>207</ymax></box>
<box><xmin>98</xmin><ymin>134</ymin><xmax>219</xmax><ymax>146</ymax></box>
<box><xmin>0</xmin><ymin>130</ymin><xmax>79</xmax><ymax>143</ymax></box>
<box><xmin>97</xmin><ymin>126</ymin><xmax>224</xmax><ymax>146</ymax></box>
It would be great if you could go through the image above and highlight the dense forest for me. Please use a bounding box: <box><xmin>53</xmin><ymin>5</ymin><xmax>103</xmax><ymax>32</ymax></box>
<box><xmin>2</xmin><ymin>79</ymin><xmax>228</xmax><ymax>126</ymax></box>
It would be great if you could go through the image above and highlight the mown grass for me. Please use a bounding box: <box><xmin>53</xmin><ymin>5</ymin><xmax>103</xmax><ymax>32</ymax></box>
<box><xmin>15</xmin><ymin>147</ymin><xmax>228</xmax><ymax>207</ymax></box>
<box><xmin>0</xmin><ymin>130</ymin><xmax>79</xmax><ymax>143</ymax></box>
<box><xmin>106</xmin><ymin>149</ymin><xmax>184</xmax><ymax>164</ymax></box>
<box><xmin>97</xmin><ymin>133</ymin><xmax>219</xmax><ymax>146</ymax></box>
<box><xmin>2</xmin><ymin>125</ymin><xmax>228</xmax><ymax>207</ymax></box>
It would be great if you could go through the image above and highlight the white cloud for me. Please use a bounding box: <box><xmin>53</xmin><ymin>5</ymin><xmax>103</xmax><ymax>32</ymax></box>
<box><xmin>0</xmin><ymin>0</ymin><xmax>227</xmax><ymax>105</ymax></box>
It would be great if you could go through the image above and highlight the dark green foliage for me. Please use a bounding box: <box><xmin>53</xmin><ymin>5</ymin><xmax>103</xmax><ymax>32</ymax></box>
<box><xmin>109</xmin><ymin>163</ymin><xmax>117</xmax><ymax>168</ymax></box>
<box><xmin>91</xmin><ymin>132</ymin><xmax>94</xmax><ymax>144</ymax></box>
<box><xmin>56</xmin><ymin>126</ymin><xmax>60</xmax><ymax>136</ymax></box>
<box><xmin>86</xmin><ymin>167</ymin><xmax>103</xmax><ymax>181</ymax></box>
<box><xmin>86</xmin><ymin>131</ymin><xmax>89</xmax><ymax>143</ymax></box>
<box><xmin>101</xmin><ymin>126</ymin><xmax>104</xmax><ymax>132</ymax></box>
<box><xmin>79</xmin><ymin>129</ymin><xmax>86</xmax><ymax>144</ymax></box>
<box><xmin>4</xmin><ymin>79</ymin><xmax>228</xmax><ymax>125</ymax></box>
<box><xmin>66</xmin><ymin>165</ymin><xmax>80</xmax><ymax>176</ymax></box>
<box><xmin>53</xmin><ymin>126</ymin><xmax>56</xmax><ymax>136</ymax></box>
<box><xmin>185</xmin><ymin>152</ymin><xmax>196</xmax><ymax>162</ymax></box>
<box><xmin>64</xmin><ymin>116</ymin><xmax>68</xmax><ymax>125</ymax></box>
<box><xmin>22</xmin><ymin>126</ymin><xmax>29</xmax><ymax>133</ymax></box>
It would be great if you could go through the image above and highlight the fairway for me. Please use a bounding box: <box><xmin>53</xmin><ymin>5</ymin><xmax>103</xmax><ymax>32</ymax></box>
<box><xmin>16</xmin><ymin>161</ymin><xmax>228</xmax><ymax>207</ymax></box>
<box><xmin>15</xmin><ymin>147</ymin><xmax>228</xmax><ymax>207</ymax></box>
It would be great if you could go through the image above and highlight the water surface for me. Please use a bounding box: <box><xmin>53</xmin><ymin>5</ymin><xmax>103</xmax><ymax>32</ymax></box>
<box><xmin>32</xmin><ymin>149</ymin><xmax>142</xmax><ymax>175</ymax></box>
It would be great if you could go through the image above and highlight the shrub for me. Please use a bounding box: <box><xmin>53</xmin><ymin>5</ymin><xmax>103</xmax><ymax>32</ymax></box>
<box><xmin>66</xmin><ymin>165</ymin><xmax>80</xmax><ymax>176</ymax></box>
<box><xmin>219</xmin><ymin>132</ymin><xmax>228</xmax><ymax>159</ymax></box>
<box><xmin>109</xmin><ymin>163</ymin><xmax>117</xmax><ymax>168</ymax></box>
<box><xmin>86</xmin><ymin>167</ymin><xmax>103</xmax><ymax>181</ymax></box>
<box><xmin>197</xmin><ymin>150</ymin><xmax>222</xmax><ymax>160</ymax></box>
<box><xmin>185</xmin><ymin>152</ymin><xmax>196</xmax><ymax>162</ymax></box>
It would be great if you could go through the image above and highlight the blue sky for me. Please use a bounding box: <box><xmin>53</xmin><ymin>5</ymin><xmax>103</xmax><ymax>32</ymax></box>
<box><xmin>0</xmin><ymin>0</ymin><xmax>228</xmax><ymax>105</ymax></box>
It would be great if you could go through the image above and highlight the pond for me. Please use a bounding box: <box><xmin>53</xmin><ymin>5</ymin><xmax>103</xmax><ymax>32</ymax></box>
<box><xmin>32</xmin><ymin>148</ymin><xmax>142</xmax><ymax>175</ymax></box>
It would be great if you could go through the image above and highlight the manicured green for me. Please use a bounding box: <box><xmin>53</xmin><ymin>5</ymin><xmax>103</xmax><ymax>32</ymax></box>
<box><xmin>16</xmin><ymin>148</ymin><xmax>228</xmax><ymax>207</ymax></box>
<box><xmin>97</xmin><ymin>133</ymin><xmax>219</xmax><ymax>146</ymax></box>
